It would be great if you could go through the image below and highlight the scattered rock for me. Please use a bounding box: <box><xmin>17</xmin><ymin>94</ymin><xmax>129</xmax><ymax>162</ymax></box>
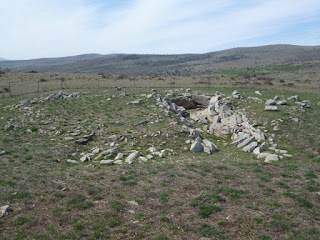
<box><xmin>100</xmin><ymin>160</ymin><xmax>114</xmax><ymax>165</ymax></box>
<box><xmin>80</xmin><ymin>154</ymin><xmax>90</xmax><ymax>162</ymax></box>
<box><xmin>265</xmin><ymin>106</ymin><xmax>278</xmax><ymax>111</ymax></box>
<box><xmin>264</xmin><ymin>154</ymin><xmax>279</xmax><ymax>163</ymax></box>
<box><xmin>125</xmin><ymin>151</ymin><xmax>142</xmax><ymax>164</ymax></box>
<box><xmin>66</xmin><ymin>159</ymin><xmax>79</xmax><ymax>164</ymax></box>
<box><xmin>255</xmin><ymin>91</ymin><xmax>262</xmax><ymax>95</ymax></box>
<box><xmin>190</xmin><ymin>139</ymin><xmax>204</xmax><ymax>153</ymax></box>
<box><xmin>288</xmin><ymin>95</ymin><xmax>299</xmax><ymax>101</ymax></box>
<box><xmin>265</xmin><ymin>99</ymin><xmax>276</xmax><ymax>106</ymax></box>
<box><xmin>114</xmin><ymin>153</ymin><xmax>124</xmax><ymax>160</ymax></box>
<box><xmin>0</xmin><ymin>205</ymin><xmax>11</xmax><ymax>218</ymax></box>
<box><xmin>242</xmin><ymin>142</ymin><xmax>258</xmax><ymax>152</ymax></box>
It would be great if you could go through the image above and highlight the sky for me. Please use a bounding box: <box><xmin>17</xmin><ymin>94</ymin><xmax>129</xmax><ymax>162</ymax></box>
<box><xmin>1</xmin><ymin>0</ymin><xmax>320</xmax><ymax>60</ymax></box>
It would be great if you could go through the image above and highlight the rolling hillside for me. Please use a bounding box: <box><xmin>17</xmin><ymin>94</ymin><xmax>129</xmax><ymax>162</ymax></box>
<box><xmin>1</xmin><ymin>44</ymin><xmax>320</xmax><ymax>75</ymax></box>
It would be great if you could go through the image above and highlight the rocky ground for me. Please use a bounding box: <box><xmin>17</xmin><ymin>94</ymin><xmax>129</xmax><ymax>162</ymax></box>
<box><xmin>0</xmin><ymin>87</ymin><xmax>319</xmax><ymax>239</ymax></box>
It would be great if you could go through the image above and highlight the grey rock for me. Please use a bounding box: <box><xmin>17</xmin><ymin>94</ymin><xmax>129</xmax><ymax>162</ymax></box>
<box><xmin>146</xmin><ymin>154</ymin><xmax>154</xmax><ymax>160</ymax></box>
<box><xmin>253</xmin><ymin>147</ymin><xmax>261</xmax><ymax>155</ymax></box>
<box><xmin>0</xmin><ymin>205</ymin><xmax>11</xmax><ymax>218</ymax></box>
<box><xmin>264</xmin><ymin>154</ymin><xmax>279</xmax><ymax>163</ymax></box>
<box><xmin>231</xmin><ymin>136</ymin><xmax>248</xmax><ymax>146</ymax></box>
<box><xmin>213</xmin><ymin>125</ymin><xmax>230</xmax><ymax>137</ymax></box>
<box><xmin>100</xmin><ymin>160</ymin><xmax>114</xmax><ymax>165</ymax></box>
<box><xmin>255</xmin><ymin>91</ymin><xmax>262</xmax><ymax>95</ymax></box>
<box><xmin>125</xmin><ymin>151</ymin><xmax>142</xmax><ymax>164</ymax></box>
<box><xmin>66</xmin><ymin>159</ymin><xmax>79</xmax><ymax>164</ymax></box>
<box><xmin>237</xmin><ymin>136</ymin><xmax>255</xmax><ymax>148</ymax></box>
<box><xmin>192</xmin><ymin>95</ymin><xmax>211</xmax><ymax>107</ymax></box>
<box><xmin>202</xmin><ymin>139</ymin><xmax>217</xmax><ymax>153</ymax></box>
<box><xmin>265</xmin><ymin>99</ymin><xmax>276</xmax><ymax>105</ymax></box>
<box><xmin>189</xmin><ymin>129</ymin><xmax>201</xmax><ymax>139</ymax></box>
<box><xmin>139</xmin><ymin>156</ymin><xmax>148</xmax><ymax>162</ymax></box>
<box><xmin>114</xmin><ymin>153</ymin><xmax>124</xmax><ymax>160</ymax></box>
<box><xmin>20</xmin><ymin>99</ymin><xmax>30</xmax><ymax>106</ymax></box>
<box><xmin>148</xmin><ymin>147</ymin><xmax>157</xmax><ymax>153</ymax></box>
<box><xmin>113</xmin><ymin>160</ymin><xmax>123</xmax><ymax>165</ymax></box>
<box><xmin>265</xmin><ymin>106</ymin><xmax>278</xmax><ymax>111</ymax></box>
<box><xmin>288</xmin><ymin>95</ymin><xmax>299</xmax><ymax>101</ymax></box>
<box><xmin>0</xmin><ymin>151</ymin><xmax>6</xmax><ymax>155</ymax></box>
<box><xmin>242</xmin><ymin>142</ymin><xmax>258</xmax><ymax>152</ymax></box>
<box><xmin>75</xmin><ymin>138</ymin><xmax>89</xmax><ymax>145</ymax></box>
<box><xmin>190</xmin><ymin>140</ymin><xmax>204</xmax><ymax>152</ymax></box>
<box><xmin>257</xmin><ymin>152</ymin><xmax>271</xmax><ymax>159</ymax></box>
<box><xmin>80</xmin><ymin>154</ymin><xmax>90</xmax><ymax>162</ymax></box>
<box><xmin>64</xmin><ymin>137</ymin><xmax>75</xmax><ymax>141</ymax></box>
<box><xmin>276</xmin><ymin>100</ymin><xmax>287</xmax><ymax>105</ymax></box>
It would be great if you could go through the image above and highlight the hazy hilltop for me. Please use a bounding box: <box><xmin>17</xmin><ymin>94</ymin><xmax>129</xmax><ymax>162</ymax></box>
<box><xmin>1</xmin><ymin>44</ymin><xmax>320</xmax><ymax>75</ymax></box>
<box><xmin>0</xmin><ymin>53</ymin><xmax>102</xmax><ymax>70</ymax></box>
<box><xmin>0</xmin><ymin>58</ymin><xmax>7</xmax><ymax>61</ymax></box>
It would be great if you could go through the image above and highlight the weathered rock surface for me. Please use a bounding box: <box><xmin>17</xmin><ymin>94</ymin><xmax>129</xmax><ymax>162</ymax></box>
<box><xmin>264</xmin><ymin>154</ymin><xmax>279</xmax><ymax>163</ymax></box>
<box><xmin>66</xmin><ymin>159</ymin><xmax>79</xmax><ymax>164</ymax></box>
<box><xmin>125</xmin><ymin>151</ymin><xmax>142</xmax><ymax>164</ymax></box>
<box><xmin>265</xmin><ymin>106</ymin><xmax>278</xmax><ymax>111</ymax></box>
<box><xmin>190</xmin><ymin>140</ymin><xmax>204</xmax><ymax>152</ymax></box>
<box><xmin>0</xmin><ymin>205</ymin><xmax>11</xmax><ymax>218</ymax></box>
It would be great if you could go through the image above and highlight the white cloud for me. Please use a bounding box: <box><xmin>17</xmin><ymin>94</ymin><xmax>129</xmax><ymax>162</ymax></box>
<box><xmin>0</xmin><ymin>0</ymin><xmax>320</xmax><ymax>59</ymax></box>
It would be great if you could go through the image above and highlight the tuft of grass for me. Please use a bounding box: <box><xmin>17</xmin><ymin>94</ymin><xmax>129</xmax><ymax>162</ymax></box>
<box><xmin>196</xmin><ymin>223</ymin><xmax>222</xmax><ymax>237</ymax></box>
<box><xmin>198</xmin><ymin>205</ymin><xmax>222</xmax><ymax>218</ymax></box>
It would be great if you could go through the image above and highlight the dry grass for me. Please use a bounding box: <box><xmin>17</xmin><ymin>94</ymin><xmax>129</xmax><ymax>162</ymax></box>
<box><xmin>0</xmin><ymin>71</ymin><xmax>319</xmax><ymax>99</ymax></box>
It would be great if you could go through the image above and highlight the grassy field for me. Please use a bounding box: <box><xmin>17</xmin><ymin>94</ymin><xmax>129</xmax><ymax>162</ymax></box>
<box><xmin>0</xmin><ymin>71</ymin><xmax>319</xmax><ymax>99</ymax></box>
<box><xmin>0</xmin><ymin>86</ymin><xmax>319</xmax><ymax>239</ymax></box>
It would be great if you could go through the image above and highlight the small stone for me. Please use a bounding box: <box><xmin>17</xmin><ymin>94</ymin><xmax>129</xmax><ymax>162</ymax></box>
<box><xmin>113</xmin><ymin>160</ymin><xmax>123</xmax><ymax>165</ymax></box>
<box><xmin>257</xmin><ymin>152</ymin><xmax>271</xmax><ymax>159</ymax></box>
<box><xmin>148</xmin><ymin>147</ymin><xmax>157</xmax><ymax>153</ymax></box>
<box><xmin>265</xmin><ymin>106</ymin><xmax>278</xmax><ymax>111</ymax></box>
<box><xmin>114</xmin><ymin>153</ymin><xmax>124</xmax><ymax>160</ymax></box>
<box><xmin>125</xmin><ymin>151</ymin><xmax>142</xmax><ymax>164</ymax></box>
<box><xmin>253</xmin><ymin>147</ymin><xmax>260</xmax><ymax>155</ymax></box>
<box><xmin>80</xmin><ymin>154</ymin><xmax>90</xmax><ymax>162</ymax></box>
<box><xmin>283</xmin><ymin>154</ymin><xmax>293</xmax><ymax>158</ymax></box>
<box><xmin>92</xmin><ymin>148</ymin><xmax>100</xmax><ymax>154</ymax></box>
<box><xmin>0</xmin><ymin>205</ymin><xmax>11</xmax><ymax>218</ymax></box>
<box><xmin>139</xmin><ymin>156</ymin><xmax>148</xmax><ymax>162</ymax></box>
<box><xmin>255</xmin><ymin>91</ymin><xmax>262</xmax><ymax>95</ymax></box>
<box><xmin>265</xmin><ymin>99</ymin><xmax>276</xmax><ymax>105</ymax></box>
<box><xmin>100</xmin><ymin>160</ymin><xmax>113</xmax><ymax>165</ymax></box>
<box><xmin>66</xmin><ymin>159</ymin><xmax>79</xmax><ymax>164</ymax></box>
<box><xmin>190</xmin><ymin>140</ymin><xmax>204</xmax><ymax>152</ymax></box>
<box><xmin>202</xmin><ymin>139</ymin><xmax>217</xmax><ymax>153</ymax></box>
<box><xmin>146</xmin><ymin>154</ymin><xmax>154</xmax><ymax>160</ymax></box>
<box><xmin>128</xmin><ymin>200</ymin><xmax>139</xmax><ymax>206</ymax></box>
<box><xmin>0</xmin><ymin>151</ymin><xmax>6</xmax><ymax>155</ymax></box>
<box><xmin>242</xmin><ymin>142</ymin><xmax>258</xmax><ymax>152</ymax></box>
<box><xmin>237</xmin><ymin>136</ymin><xmax>255</xmax><ymax>148</ymax></box>
<box><xmin>264</xmin><ymin>154</ymin><xmax>279</xmax><ymax>163</ymax></box>
<box><xmin>64</xmin><ymin>137</ymin><xmax>75</xmax><ymax>141</ymax></box>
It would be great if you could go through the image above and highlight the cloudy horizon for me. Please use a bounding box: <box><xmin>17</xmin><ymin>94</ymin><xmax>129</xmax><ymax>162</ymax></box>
<box><xmin>1</xmin><ymin>0</ymin><xmax>320</xmax><ymax>60</ymax></box>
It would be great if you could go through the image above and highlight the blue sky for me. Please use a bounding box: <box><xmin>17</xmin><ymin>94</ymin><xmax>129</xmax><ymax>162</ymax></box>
<box><xmin>1</xmin><ymin>0</ymin><xmax>320</xmax><ymax>59</ymax></box>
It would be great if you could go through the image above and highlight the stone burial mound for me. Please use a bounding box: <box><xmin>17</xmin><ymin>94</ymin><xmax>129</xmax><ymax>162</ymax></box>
<box><xmin>156</xmin><ymin>89</ymin><xmax>292</xmax><ymax>163</ymax></box>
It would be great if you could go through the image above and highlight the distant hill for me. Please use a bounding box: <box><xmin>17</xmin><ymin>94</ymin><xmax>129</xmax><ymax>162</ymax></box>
<box><xmin>0</xmin><ymin>58</ymin><xmax>7</xmax><ymax>61</ymax></box>
<box><xmin>0</xmin><ymin>53</ymin><xmax>102</xmax><ymax>70</ymax></box>
<box><xmin>1</xmin><ymin>45</ymin><xmax>320</xmax><ymax>75</ymax></box>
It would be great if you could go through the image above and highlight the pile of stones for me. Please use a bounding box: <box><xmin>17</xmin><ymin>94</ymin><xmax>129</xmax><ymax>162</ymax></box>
<box><xmin>156</xmin><ymin>88</ymin><xmax>293</xmax><ymax>163</ymax></box>
<box><xmin>6</xmin><ymin>91</ymin><xmax>81</xmax><ymax>109</ymax></box>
